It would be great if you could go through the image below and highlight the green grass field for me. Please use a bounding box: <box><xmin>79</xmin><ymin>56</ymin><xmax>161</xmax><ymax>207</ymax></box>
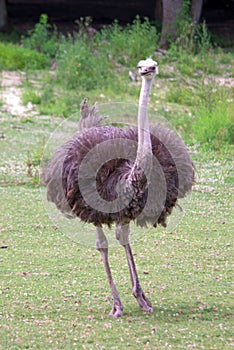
<box><xmin>1</xmin><ymin>104</ymin><xmax>233</xmax><ymax>349</ymax></box>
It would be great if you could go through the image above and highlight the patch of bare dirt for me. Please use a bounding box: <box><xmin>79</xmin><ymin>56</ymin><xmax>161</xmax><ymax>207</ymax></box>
<box><xmin>1</xmin><ymin>71</ymin><xmax>38</xmax><ymax>117</ymax></box>
<box><xmin>204</xmin><ymin>76</ymin><xmax>234</xmax><ymax>87</ymax></box>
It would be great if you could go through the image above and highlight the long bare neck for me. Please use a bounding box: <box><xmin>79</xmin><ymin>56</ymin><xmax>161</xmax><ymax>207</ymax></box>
<box><xmin>135</xmin><ymin>77</ymin><xmax>153</xmax><ymax>172</ymax></box>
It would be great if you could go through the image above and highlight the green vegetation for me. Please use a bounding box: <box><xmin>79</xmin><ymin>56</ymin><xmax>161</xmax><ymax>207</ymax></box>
<box><xmin>175</xmin><ymin>1</ymin><xmax>212</xmax><ymax>55</ymax></box>
<box><xmin>164</xmin><ymin>80</ymin><xmax>234</xmax><ymax>148</ymax></box>
<box><xmin>0</xmin><ymin>42</ymin><xmax>48</xmax><ymax>70</ymax></box>
<box><xmin>0</xmin><ymin>14</ymin><xmax>233</xmax><ymax>349</ymax></box>
<box><xmin>21</xmin><ymin>14</ymin><xmax>59</xmax><ymax>58</ymax></box>
<box><xmin>0</xmin><ymin>14</ymin><xmax>233</xmax><ymax>149</ymax></box>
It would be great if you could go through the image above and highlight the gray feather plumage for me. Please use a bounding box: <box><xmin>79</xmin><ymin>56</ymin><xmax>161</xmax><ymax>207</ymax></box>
<box><xmin>78</xmin><ymin>98</ymin><xmax>106</xmax><ymax>131</ymax></box>
<box><xmin>44</xmin><ymin>100</ymin><xmax>195</xmax><ymax>228</ymax></box>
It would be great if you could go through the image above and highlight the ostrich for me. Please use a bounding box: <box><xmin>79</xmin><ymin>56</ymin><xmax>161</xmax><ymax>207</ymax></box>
<box><xmin>44</xmin><ymin>58</ymin><xmax>194</xmax><ymax>317</ymax></box>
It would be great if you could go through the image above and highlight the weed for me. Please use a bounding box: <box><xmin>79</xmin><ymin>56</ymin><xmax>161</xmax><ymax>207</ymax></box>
<box><xmin>39</xmin><ymin>91</ymin><xmax>77</xmax><ymax>117</ymax></box>
<box><xmin>26</xmin><ymin>138</ymin><xmax>46</xmax><ymax>184</ymax></box>
<box><xmin>21</xmin><ymin>14</ymin><xmax>59</xmax><ymax>58</ymax></box>
<box><xmin>175</xmin><ymin>21</ymin><xmax>211</xmax><ymax>55</ymax></box>
<box><xmin>55</xmin><ymin>16</ymin><xmax>158</xmax><ymax>92</ymax></box>
<box><xmin>163</xmin><ymin>77</ymin><xmax>234</xmax><ymax>149</ymax></box>
<box><xmin>74</xmin><ymin>16</ymin><xmax>93</xmax><ymax>38</ymax></box>
<box><xmin>21</xmin><ymin>90</ymin><xmax>41</xmax><ymax>105</ymax></box>
<box><xmin>1</xmin><ymin>14</ymin><xmax>233</xmax><ymax>150</ymax></box>
<box><xmin>0</xmin><ymin>30</ymin><xmax>20</xmax><ymax>43</ymax></box>
<box><xmin>97</xmin><ymin>16</ymin><xmax>159</xmax><ymax>66</ymax></box>
<box><xmin>56</xmin><ymin>36</ymin><xmax>111</xmax><ymax>91</ymax></box>
<box><xmin>173</xmin><ymin>0</ymin><xmax>212</xmax><ymax>55</ymax></box>
<box><xmin>163</xmin><ymin>1</ymin><xmax>214</xmax><ymax>76</ymax></box>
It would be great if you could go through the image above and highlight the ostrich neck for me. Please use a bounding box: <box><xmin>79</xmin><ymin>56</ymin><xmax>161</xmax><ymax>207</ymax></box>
<box><xmin>135</xmin><ymin>77</ymin><xmax>153</xmax><ymax>172</ymax></box>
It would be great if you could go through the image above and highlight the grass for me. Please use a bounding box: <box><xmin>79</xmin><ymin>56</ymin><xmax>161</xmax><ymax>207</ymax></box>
<box><xmin>3</xmin><ymin>181</ymin><xmax>234</xmax><ymax>341</ymax></box>
<box><xmin>0</xmin><ymin>15</ymin><xmax>234</xmax><ymax>349</ymax></box>
<box><xmin>163</xmin><ymin>79</ymin><xmax>234</xmax><ymax>147</ymax></box>
<box><xmin>0</xmin><ymin>93</ymin><xmax>233</xmax><ymax>350</ymax></box>
<box><xmin>0</xmin><ymin>153</ymin><xmax>233</xmax><ymax>349</ymax></box>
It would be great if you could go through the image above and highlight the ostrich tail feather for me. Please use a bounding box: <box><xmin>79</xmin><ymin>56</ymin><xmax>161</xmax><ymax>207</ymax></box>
<box><xmin>78</xmin><ymin>98</ymin><xmax>107</xmax><ymax>131</ymax></box>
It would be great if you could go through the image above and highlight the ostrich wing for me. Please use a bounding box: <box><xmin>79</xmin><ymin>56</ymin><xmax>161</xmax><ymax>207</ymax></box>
<box><xmin>44</xmin><ymin>99</ymin><xmax>107</xmax><ymax>218</ymax></box>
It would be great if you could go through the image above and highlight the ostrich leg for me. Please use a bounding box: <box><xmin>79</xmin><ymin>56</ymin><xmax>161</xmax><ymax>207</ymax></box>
<box><xmin>96</xmin><ymin>227</ymin><xmax>123</xmax><ymax>317</ymax></box>
<box><xmin>116</xmin><ymin>224</ymin><xmax>154</xmax><ymax>313</ymax></box>
<box><xmin>125</xmin><ymin>243</ymin><xmax>153</xmax><ymax>313</ymax></box>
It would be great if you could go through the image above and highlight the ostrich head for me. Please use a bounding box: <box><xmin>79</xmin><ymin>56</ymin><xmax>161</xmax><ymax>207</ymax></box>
<box><xmin>137</xmin><ymin>58</ymin><xmax>158</xmax><ymax>80</ymax></box>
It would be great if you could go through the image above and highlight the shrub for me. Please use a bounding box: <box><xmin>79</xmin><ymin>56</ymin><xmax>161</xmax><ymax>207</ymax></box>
<box><xmin>173</xmin><ymin>0</ymin><xmax>212</xmax><ymax>55</ymax></box>
<box><xmin>163</xmin><ymin>1</ymin><xmax>214</xmax><ymax>76</ymax></box>
<box><xmin>56</xmin><ymin>36</ymin><xmax>112</xmax><ymax>91</ymax></box>
<box><xmin>55</xmin><ymin>16</ymin><xmax>159</xmax><ymax>92</ymax></box>
<box><xmin>0</xmin><ymin>30</ymin><xmax>20</xmax><ymax>44</ymax></box>
<box><xmin>21</xmin><ymin>14</ymin><xmax>59</xmax><ymax>58</ymax></box>
<box><xmin>0</xmin><ymin>43</ymin><xmax>49</xmax><ymax>70</ymax></box>
<box><xmin>175</xmin><ymin>21</ymin><xmax>211</xmax><ymax>55</ymax></box>
<box><xmin>97</xmin><ymin>16</ymin><xmax>159</xmax><ymax>66</ymax></box>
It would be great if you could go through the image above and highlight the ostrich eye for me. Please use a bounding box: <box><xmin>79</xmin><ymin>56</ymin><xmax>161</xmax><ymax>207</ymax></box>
<box><xmin>151</xmin><ymin>66</ymin><xmax>156</xmax><ymax>71</ymax></box>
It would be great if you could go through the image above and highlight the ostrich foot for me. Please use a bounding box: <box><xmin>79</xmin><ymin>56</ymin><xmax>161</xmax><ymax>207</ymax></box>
<box><xmin>109</xmin><ymin>302</ymin><xmax>123</xmax><ymax>317</ymax></box>
<box><xmin>133</xmin><ymin>290</ymin><xmax>154</xmax><ymax>313</ymax></box>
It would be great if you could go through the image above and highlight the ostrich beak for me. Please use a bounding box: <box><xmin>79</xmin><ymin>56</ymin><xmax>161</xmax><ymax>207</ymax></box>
<box><xmin>141</xmin><ymin>67</ymin><xmax>156</xmax><ymax>76</ymax></box>
<box><xmin>138</xmin><ymin>63</ymin><xmax>159</xmax><ymax>77</ymax></box>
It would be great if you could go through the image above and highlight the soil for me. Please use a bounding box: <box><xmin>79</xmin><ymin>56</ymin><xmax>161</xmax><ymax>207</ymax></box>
<box><xmin>1</xmin><ymin>71</ymin><xmax>38</xmax><ymax>117</ymax></box>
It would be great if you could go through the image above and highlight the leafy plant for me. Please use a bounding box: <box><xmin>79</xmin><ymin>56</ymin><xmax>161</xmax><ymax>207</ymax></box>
<box><xmin>172</xmin><ymin>0</ymin><xmax>212</xmax><ymax>55</ymax></box>
<box><xmin>54</xmin><ymin>16</ymin><xmax>159</xmax><ymax>94</ymax></box>
<box><xmin>21</xmin><ymin>14</ymin><xmax>59</xmax><ymax>58</ymax></box>
<box><xmin>97</xmin><ymin>16</ymin><xmax>159</xmax><ymax>66</ymax></box>
<box><xmin>0</xmin><ymin>30</ymin><xmax>20</xmax><ymax>44</ymax></box>
<box><xmin>175</xmin><ymin>21</ymin><xmax>211</xmax><ymax>55</ymax></box>
<box><xmin>162</xmin><ymin>0</ymin><xmax>213</xmax><ymax>76</ymax></box>
<box><xmin>26</xmin><ymin>139</ymin><xmax>46</xmax><ymax>184</ymax></box>
<box><xmin>21</xmin><ymin>90</ymin><xmax>41</xmax><ymax>105</ymax></box>
<box><xmin>0</xmin><ymin>42</ymin><xmax>48</xmax><ymax>70</ymax></box>
<box><xmin>56</xmin><ymin>36</ymin><xmax>112</xmax><ymax>91</ymax></box>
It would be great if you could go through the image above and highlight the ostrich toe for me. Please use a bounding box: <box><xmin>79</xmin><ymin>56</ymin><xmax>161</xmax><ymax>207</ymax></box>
<box><xmin>134</xmin><ymin>290</ymin><xmax>154</xmax><ymax>313</ymax></box>
<box><xmin>109</xmin><ymin>303</ymin><xmax>123</xmax><ymax>317</ymax></box>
